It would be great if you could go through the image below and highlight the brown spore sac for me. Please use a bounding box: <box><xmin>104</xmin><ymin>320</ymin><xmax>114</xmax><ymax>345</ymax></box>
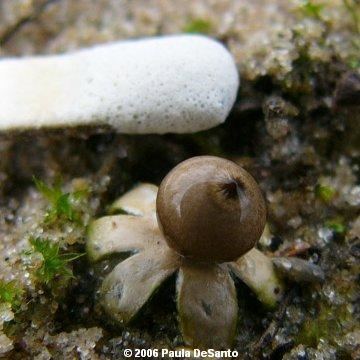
<box><xmin>156</xmin><ymin>156</ymin><xmax>266</xmax><ymax>262</ymax></box>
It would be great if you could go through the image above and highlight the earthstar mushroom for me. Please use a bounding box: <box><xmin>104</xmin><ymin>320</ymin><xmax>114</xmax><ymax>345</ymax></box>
<box><xmin>87</xmin><ymin>156</ymin><xmax>324</xmax><ymax>349</ymax></box>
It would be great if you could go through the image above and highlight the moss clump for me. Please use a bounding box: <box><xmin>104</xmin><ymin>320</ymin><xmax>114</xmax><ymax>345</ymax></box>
<box><xmin>295</xmin><ymin>301</ymin><xmax>352</xmax><ymax>348</ymax></box>
<box><xmin>184</xmin><ymin>18</ymin><xmax>212</xmax><ymax>34</ymax></box>
<box><xmin>26</xmin><ymin>237</ymin><xmax>83</xmax><ymax>287</ymax></box>
<box><xmin>33</xmin><ymin>177</ymin><xmax>88</xmax><ymax>225</ymax></box>
<box><xmin>315</xmin><ymin>183</ymin><xmax>336</xmax><ymax>203</ymax></box>
<box><xmin>325</xmin><ymin>218</ymin><xmax>347</xmax><ymax>235</ymax></box>
<box><xmin>299</xmin><ymin>0</ymin><xmax>324</xmax><ymax>20</ymax></box>
<box><xmin>0</xmin><ymin>280</ymin><xmax>23</xmax><ymax>311</ymax></box>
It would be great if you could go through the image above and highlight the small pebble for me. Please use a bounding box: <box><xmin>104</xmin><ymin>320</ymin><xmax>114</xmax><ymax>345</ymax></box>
<box><xmin>273</xmin><ymin>257</ymin><xmax>325</xmax><ymax>283</ymax></box>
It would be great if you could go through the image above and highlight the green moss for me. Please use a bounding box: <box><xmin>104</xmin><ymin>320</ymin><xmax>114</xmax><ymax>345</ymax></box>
<box><xmin>343</xmin><ymin>0</ymin><xmax>360</xmax><ymax>34</ymax></box>
<box><xmin>26</xmin><ymin>237</ymin><xmax>83</xmax><ymax>286</ymax></box>
<box><xmin>325</xmin><ymin>218</ymin><xmax>347</xmax><ymax>235</ymax></box>
<box><xmin>33</xmin><ymin>176</ymin><xmax>88</xmax><ymax>225</ymax></box>
<box><xmin>299</xmin><ymin>1</ymin><xmax>324</xmax><ymax>20</ymax></box>
<box><xmin>0</xmin><ymin>280</ymin><xmax>23</xmax><ymax>310</ymax></box>
<box><xmin>315</xmin><ymin>183</ymin><xmax>336</xmax><ymax>203</ymax></box>
<box><xmin>296</xmin><ymin>302</ymin><xmax>351</xmax><ymax>347</ymax></box>
<box><xmin>348</xmin><ymin>57</ymin><xmax>360</xmax><ymax>69</ymax></box>
<box><xmin>184</xmin><ymin>18</ymin><xmax>212</xmax><ymax>34</ymax></box>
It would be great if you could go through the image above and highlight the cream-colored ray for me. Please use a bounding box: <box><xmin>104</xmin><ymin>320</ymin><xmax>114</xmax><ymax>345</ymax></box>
<box><xmin>110</xmin><ymin>183</ymin><xmax>158</xmax><ymax>216</ymax></box>
<box><xmin>177</xmin><ymin>262</ymin><xmax>238</xmax><ymax>349</ymax></box>
<box><xmin>229</xmin><ymin>248</ymin><xmax>284</xmax><ymax>308</ymax></box>
<box><xmin>87</xmin><ymin>214</ymin><xmax>162</xmax><ymax>262</ymax></box>
<box><xmin>100</xmin><ymin>247</ymin><xmax>179</xmax><ymax>324</ymax></box>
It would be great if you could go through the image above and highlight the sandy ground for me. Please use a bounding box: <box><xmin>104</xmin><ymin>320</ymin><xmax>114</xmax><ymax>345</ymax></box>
<box><xmin>0</xmin><ymin>0</ymin><xmax>359</xmax><ymax>359</ymax></box>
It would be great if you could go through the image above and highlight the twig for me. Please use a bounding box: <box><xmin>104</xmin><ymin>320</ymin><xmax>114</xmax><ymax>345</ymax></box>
<box><xmin>0</xmin><ymin>0</ymin><xmax>61</xmax><ymax>46</ymax></box>
<box><xmin>249</xmin><ymin>287</ymin><xmax>298</xmax><ymax>359</ymax></box>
